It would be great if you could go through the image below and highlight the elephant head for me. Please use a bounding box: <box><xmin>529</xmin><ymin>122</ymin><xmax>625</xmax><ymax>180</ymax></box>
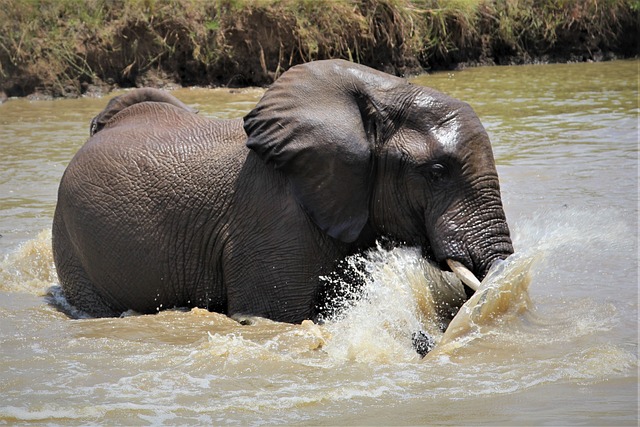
<box><xmin>244</xmin><ymin>59</ymin><xmax>513</xmax><ymax>291</ymax></box>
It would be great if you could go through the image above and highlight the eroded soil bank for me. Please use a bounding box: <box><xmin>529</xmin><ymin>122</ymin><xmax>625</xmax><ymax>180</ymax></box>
<box><xmin>1</xmin><ymin>0</ymin><xmax>638</xmax><ymax>99</ymax></box>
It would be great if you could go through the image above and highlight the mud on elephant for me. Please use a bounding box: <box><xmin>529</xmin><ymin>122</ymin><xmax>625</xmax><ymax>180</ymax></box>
<box><xmin>52</xmin><ymin>59</ymin><xmax>513</xmax><ymax>322</ymax></box>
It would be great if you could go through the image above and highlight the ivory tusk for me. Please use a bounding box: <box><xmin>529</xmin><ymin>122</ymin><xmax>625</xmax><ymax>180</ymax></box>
<box><xmin>446</xmin><ymin>259</ymin><xmax>481</xmax><ymax>291</ymax></box>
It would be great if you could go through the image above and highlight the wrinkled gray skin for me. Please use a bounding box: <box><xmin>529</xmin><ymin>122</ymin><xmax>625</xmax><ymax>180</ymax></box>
<box><xmin>52</xmin><ymin>59</ymin><xmax>513</xmax><ymax>322</ymax></box>
<box><xmin>88</xmin><ymin>87</ymin><xmax>199</xmax><ymax>136</ymax></box>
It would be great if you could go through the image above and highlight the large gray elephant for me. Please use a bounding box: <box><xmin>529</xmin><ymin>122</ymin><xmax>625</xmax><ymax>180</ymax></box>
<box><xmin>52</xmin><ymin>59</ymin><xmax>513</xmax><ymax>322</ymax></box>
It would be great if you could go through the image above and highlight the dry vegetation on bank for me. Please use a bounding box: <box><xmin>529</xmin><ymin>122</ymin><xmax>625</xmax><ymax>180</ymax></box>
<box><xmin>1</xmin><ymin>0</ymin><xmax>638</xmax><ymax>98</ymax></box>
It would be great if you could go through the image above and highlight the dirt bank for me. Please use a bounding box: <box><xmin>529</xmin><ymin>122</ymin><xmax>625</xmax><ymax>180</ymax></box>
<box><xmin>1</xmin><ymin>0</ymin><xmax>638</xmax><ymax>99</ymax></box>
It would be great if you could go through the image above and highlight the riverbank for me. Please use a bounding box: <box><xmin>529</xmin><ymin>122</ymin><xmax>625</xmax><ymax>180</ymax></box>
<box><xmin>1</xmin><ymin>0</ymin><xmax>638</xmax><ymax>99</ymax></box>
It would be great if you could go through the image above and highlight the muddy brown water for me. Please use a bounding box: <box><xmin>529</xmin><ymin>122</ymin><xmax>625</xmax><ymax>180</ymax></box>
<box><xmin>0</xmin><ymin>60</ymin><xmax>637</xmax><ymax>425</ymax></box>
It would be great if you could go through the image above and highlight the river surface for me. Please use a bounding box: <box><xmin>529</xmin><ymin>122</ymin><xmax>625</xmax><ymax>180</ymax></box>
<box><xmin>0</xmin><ymin>60</ymin><xmax>637</xmax><ymax>425</ymax></box>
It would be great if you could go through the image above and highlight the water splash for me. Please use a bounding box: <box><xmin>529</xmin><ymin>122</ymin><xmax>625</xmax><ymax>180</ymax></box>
<box><xmin>430</xmin><ymin>253</ymin><xmax>536</xmax><ymax>357</ymax></box>
<box><xmin>512</xmin><ymin>207</ymin><xmax>632</xmax><ymax>254</ymax></box>
<box><xmin>319</xmin><ymin>244</ymin><xmax>470</xmax><ymax>363</ymax></box>
<box><xmin>0</xmin><ymin>229</ymin><xmax>56</xmax><ymax>294</ymax></box>
<box><xmin>316</xmin><ymin>206</ymin><xmax>636</xmax><ymax>365</ymax></box>
<box><xmin>316</xmin><ymin>243</ymin><xmax>539</xmax><ymax>363</ymax></box>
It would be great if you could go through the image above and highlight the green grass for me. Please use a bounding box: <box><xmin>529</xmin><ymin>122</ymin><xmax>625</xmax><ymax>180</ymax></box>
<box><xmin>0</xmin><ymin>0</ymin><xmax>637</xmax><ymax>97</ymax></box>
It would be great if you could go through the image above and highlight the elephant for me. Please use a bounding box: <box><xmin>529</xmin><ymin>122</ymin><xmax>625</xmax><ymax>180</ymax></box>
<box><xmin>52</xmin><ymin>59</ymin><xmax>514</xmax><ymax>323</ymax></box>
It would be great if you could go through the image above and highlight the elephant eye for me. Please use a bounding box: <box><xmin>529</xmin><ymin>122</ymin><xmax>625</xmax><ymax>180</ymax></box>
<box><xmin>427</xmin><ymin>162</ymin><xmax>448</xmax><ymax>182</ymax></box>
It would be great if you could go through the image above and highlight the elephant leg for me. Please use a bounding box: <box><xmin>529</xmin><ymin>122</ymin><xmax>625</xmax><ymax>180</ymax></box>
<box><xmin>52</xmin><ymin>213</ymin><xmax>120</xmax><ymax>317</ymax></box>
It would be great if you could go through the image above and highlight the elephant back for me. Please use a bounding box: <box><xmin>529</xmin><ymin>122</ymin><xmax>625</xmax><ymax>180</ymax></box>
<box><xmin>90</xmin><ymin>88</ymin><xmax>198</xmax><ymax>136</ymax></box>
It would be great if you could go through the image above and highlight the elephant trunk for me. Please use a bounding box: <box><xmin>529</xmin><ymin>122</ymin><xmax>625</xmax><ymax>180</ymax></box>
<box><xmin>431</xmin><ymin>180</ymin><xmax>514</xmax><ymax>288</ymax></box>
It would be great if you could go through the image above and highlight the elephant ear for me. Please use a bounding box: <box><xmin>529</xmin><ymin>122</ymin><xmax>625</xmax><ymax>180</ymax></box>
<box><xmin>244</xmin><ymin>59</ymin><xmax>407</xmax><ymax>243</ymax></box>
<box><xmin>90</xmin><ymin>88</ymin><xmax>198</xmax><ymax>136</ymax></box>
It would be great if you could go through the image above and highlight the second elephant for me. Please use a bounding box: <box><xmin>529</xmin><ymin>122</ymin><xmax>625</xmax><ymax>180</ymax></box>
<box><xmin>52</xmin><ymin>59</ymin><xmax>514</xmax><ymax>322</ymax></box>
